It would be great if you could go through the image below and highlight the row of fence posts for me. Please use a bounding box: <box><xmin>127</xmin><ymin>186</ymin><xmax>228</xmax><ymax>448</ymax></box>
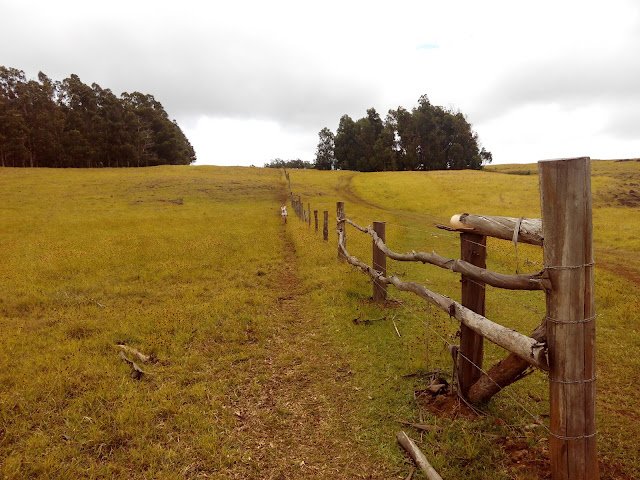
<box><xmin>333</xmin><ymin>157</ymin><xmax>599</xmax><ymax>480</ymax></box>
<box><xmin>290</xmin><ymin>194</ymin><xmax>329</xmax><ymax>241</ymax></box>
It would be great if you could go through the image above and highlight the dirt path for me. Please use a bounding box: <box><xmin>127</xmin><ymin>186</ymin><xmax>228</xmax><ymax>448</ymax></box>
<box><xmin>220</xmin><ymin>226</ymin><xmax>398</xmax><ymax>479</ymax></box>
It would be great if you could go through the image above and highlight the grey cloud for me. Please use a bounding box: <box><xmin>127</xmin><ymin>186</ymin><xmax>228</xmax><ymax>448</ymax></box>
<box><xmin>470</xmin><ymin>32</ymin><xmax>640</xmax><ymax>126</ymax></box>
<box><xmin>1</xmin><ymin>11</ymin><xmax>377</xmax><ymax>133</ymax></box>
<box><xmin>10</xmin><ymin>18</ymin><xmax>375</xmax><ymax>130</ymax></box>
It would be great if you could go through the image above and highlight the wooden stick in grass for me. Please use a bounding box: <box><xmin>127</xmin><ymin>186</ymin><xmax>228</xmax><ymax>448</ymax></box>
<box><xmin>119</xmin><ymin>352</ymin><xmax>146</xmax><ymax>380</ymax></box>
<box><xmin>396</xmin><ymin>431</ymin><xmax>443</xmax><ymax>480</ymax></box>
<box><xmin>116</xmin><ymin>344</ymin><xmax>150</xmax><ymax>363</ymax></box>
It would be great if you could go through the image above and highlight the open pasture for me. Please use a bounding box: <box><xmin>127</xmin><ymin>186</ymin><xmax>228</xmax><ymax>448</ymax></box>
<box><xmin>1</xmin><ymin>161</ymin><xmax>638</xmax><ymax>479</ymax></box>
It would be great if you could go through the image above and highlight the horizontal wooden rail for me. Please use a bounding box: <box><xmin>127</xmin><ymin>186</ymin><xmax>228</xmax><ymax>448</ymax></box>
<box><xmin>338</xmin><ymin>231</ymin><xmax>548</xmax><ymax>371</ymax></box>
<box><xmin>344</xmin><ymin>218</ymin><xmax>547</xmax><ymax>291</ymax></box>
<box><xmin>442</xmin><ymin>214</ymin><xmax>543</xmax><ymax>246</ymax></box>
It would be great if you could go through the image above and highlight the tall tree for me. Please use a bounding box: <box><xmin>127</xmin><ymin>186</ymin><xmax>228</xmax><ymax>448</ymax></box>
<box><xmin>334</xmin><ymin>114</ymin><xmax>359</xmax><ymax>170</ymax></box>
<box><xmin>314</xmin><ymin>127</ymin><xmax>335</xmax><ymax>170</ymax></box>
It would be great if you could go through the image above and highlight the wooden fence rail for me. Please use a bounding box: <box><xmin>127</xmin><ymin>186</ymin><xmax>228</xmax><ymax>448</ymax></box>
<box><xmin>336</xmin><ymin>228</ymin><xmax>549</xmax><ymax>371</ymax></box>
<box><xmin>344</xmin><ymin>219</ymin><xmax>548</xmax><ymax>291</ymax></box>
<box><xmin>285</xmin><ymin>157</ymin><xmax>599</xmax><ymax>480</ymax></box>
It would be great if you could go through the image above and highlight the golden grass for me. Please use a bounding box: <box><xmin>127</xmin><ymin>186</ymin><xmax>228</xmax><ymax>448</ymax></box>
<box><xmin>1</xmin><ymin>160</ymin><xmax>638</xmax><ymax>479</ymax></box>
<box><xmin>286</xmin><ymin>160</ymin><xmax>640</xmax><ymax>478</ymax></box>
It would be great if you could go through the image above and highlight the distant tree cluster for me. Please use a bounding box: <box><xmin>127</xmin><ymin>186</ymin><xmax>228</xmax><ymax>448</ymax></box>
<box><xmin>0</xmin><ymin>66</ymin><xmax>196</xmax><ymax>168</ymax></box>
<box><xmin>264</xmin><ymin>158</ymin><xmax>314</xmax><ymax>169</ymax></box>
<box><xmin>315</xmin><ymin>95</ymin><xmax>492</xmax><ymax>171</ymax></box>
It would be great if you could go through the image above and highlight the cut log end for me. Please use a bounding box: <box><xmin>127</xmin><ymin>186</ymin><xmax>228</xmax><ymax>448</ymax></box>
<box><xmin>450</xmin><ymin>214</ymin><xmax>474</xmax><ymax>230</ymax></box>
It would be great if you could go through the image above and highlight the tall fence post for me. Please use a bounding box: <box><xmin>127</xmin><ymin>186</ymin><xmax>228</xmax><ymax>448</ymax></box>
<box><xmin>539</xmin><ymin>157</ymin><xmax>599</xmax><ymax>480</ymax></box>
<box><xmin>372</xmin><ymin>221</ymin><xmax>387</xmax><ymax>302</ymax></box>
<box><xmin>314</xmin><ymin>210</ymin><xmax>318</xmax><ymax>232</ymax></box>
<box><xmin>458</xmin><ymin>232</ymin><xmax>486</xmax><ymax>397</ymax></box>
<box><xmin>323</xmin><ymin>211</ymin><xmax>329</xmax><ymax>242</ymax></box>
<box><xmin>337</xmin><ymin>202</ymin><xmax>346</xmax><ymax>261</ymax></box>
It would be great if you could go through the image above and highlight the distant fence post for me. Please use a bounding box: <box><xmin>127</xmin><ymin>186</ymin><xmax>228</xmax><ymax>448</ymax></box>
<box><xmin>372</xmin><ymin>222</ymin><xmax>387</xmax><ymax>302</ymax></box>
<box><xmin>337</xmin><ymin>202</ymin><xmax>346</xmax><ymax>261</ymax></box>
<box><xmin>314</xmin><ymin>210</ymin><xmax>318</xmax><ymax>232</ymax></box>
<box><xmin>539</xmin><ymin>157</ymin><xmax>599</xmax><ymax>480</ymax></box>
<box><xmin>308</xmin><ymin>203</ymin><xmax>311</xmax><ymax>227</ymax></box>
<box><xmin>323</xmin><ymin>211</ymin><xmax>329</xmax><ymax>241</ymax></box>
<box><xmin>458</xmin><ymin>232</ymin><xmax>486</xmax><ymax>397</ymax></box>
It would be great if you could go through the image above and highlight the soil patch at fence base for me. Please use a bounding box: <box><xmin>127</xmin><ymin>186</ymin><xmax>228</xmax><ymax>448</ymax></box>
<box><xmin>417</xmin><ymin>391</ymin><xmax>478</xmax><ymax>421</ymax></box>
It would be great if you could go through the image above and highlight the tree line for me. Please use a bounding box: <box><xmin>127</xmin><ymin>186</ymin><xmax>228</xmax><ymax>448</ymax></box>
<box><xmin>314</xmin><ymin>95</ymin><xmax>492</xmax><ymax>171</ymax></box>
<box><xmin>0</xmin><ymin>66</ymin><xmax>196</xmax><ymax>168</ymax></box>
<box><xmin>263</xmin><ymin>158</ymin><xmax>314</xmax><ymax>169</ymax></box>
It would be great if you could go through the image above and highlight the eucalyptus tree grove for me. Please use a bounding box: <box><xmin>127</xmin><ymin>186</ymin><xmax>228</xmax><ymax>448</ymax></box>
<box><xmin>0</xmin><ymin>67</ymin><xmax>196</xmax><ymax>168</ymax></box>
<box><xmin>317</xmin><ymin>95</ymin><xmax>492</xmax><ymax>171</ymax></box>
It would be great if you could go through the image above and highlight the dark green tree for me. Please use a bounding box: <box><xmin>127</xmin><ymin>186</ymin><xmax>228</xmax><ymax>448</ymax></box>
<box><xmin>0</xmin><ymin>66</ymin><xmax>196</xmax><ymax>168</ymax></box>
<box><xmin>314</xmin><ymin>127</ymin><xmax>335</xmax><ymax>170</ymax></box>
<box><xmin>334</xmin><ymin>114</ymin><xmax>359</xmax><ymax>170</ymax></box>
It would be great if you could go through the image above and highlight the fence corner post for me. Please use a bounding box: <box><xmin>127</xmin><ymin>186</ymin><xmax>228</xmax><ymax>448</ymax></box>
<box><xmin>372</xmin><ymin>221</ymin><xmax>387</xmax><ymax>302</ymax></box>
<box><xmin>539</xmin><ymin>156</ymin><xmax>599</xmax><ymax>480</ymax></box>
<box><xmin>337</xmin><ymin>202</ymin><xmax>346</xmax><ymax>261</ymax></box>
<box><xmin>459</xmin><ymin>232</ymin><xmax>486</xmax><ymax>397</ymax></box>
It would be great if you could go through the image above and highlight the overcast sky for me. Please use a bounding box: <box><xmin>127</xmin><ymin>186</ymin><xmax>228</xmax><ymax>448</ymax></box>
<box><xmin>2</xmin><ymin>0</ymin><xmax>639</xmax><ymax>166</ymax></box>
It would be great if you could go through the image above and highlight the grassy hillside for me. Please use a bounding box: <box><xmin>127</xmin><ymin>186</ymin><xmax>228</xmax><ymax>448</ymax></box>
<box><xmin>1</xmin><ymin>161</ymin><xmax>638</xmax><ymax>479</ymax></box>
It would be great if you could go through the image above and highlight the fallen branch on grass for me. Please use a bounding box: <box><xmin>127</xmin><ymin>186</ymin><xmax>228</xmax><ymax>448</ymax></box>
<box><xmin>396</xmin><ymin>431</ymin><xmax>444</xmax><ymax>480</ymax></box>
<box><xmin>352</xmin><ymin>317</ymin><xmax>386</xmax><ymax>325</ymax></box>
<box><xmin>119</xmin><ymin>352</ymin><xmax>146</xmax><ymax>380</ymax></box>
<box><xmin>116</xmin><ymin>344</ymin><xmax>151</xmax><ymax>363</ymax></box>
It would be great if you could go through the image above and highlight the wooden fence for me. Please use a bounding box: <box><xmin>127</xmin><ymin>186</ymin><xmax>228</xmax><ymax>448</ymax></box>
<box><xmin>287</xmin><ymin>157</ymin><xmax>599</xmax><ymax>480</ymax></box>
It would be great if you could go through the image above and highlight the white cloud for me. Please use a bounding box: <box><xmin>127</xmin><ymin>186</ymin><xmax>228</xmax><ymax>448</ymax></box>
<box><xmin>2</xmin><ymin>0</ymin><xmax>640</xmax><ymax>165</ymax></box>
<box><xmin>184</xmin><ymin>116</ymin><xmax>315</xmax><ymax>166</ymax></box>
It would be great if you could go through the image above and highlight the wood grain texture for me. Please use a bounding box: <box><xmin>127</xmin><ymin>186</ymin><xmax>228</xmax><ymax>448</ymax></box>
<box><xmin>450</xmin><ymin>214</ymin><xmax>543</xmax><ymax>246</ymax></box>
<box><xmin>337</xmin><ymin>202</ymin><xmax>345</xmax><ymax>261</ymax></box>
<box><xmin>467</xmin><ymin>319</ymin><xmax>546</xmax><ymax>403</ymax></box>
<box><xmin>539</xmin><ymin>157</ymin><xmax>599</xmax><ymax>480</ymax></box>
<box><xmin>372</xmin><ymin>222</ymin><xmax>387</xmax><ymax>302</ymax></box>
<box><xmin>323</xmin><ymin>210</ymin><xmax>329</xmax><ymax>242</ymax></box>
<box><xmin>396</xmin><ymin>431</ymin><xmax>443</xmax><ymax>480</ymax></box>
<box><xmin>459</xmin><ymin>232</ymin><xmax>486</xmax><ymax>397</ymax></box>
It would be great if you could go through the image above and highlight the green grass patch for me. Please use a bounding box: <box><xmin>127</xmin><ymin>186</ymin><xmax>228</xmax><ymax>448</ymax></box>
<box><xmin>1</xmin><ymin>161</ymin><xmax>638</xmax><ymax>479</ymax></box>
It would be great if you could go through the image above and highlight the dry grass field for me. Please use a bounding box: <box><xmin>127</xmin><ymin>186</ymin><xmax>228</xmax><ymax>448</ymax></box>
<box><xmin>1</xmin><ymin>160</ymin><xmax>638</xmax><ymax>479</ymax></box>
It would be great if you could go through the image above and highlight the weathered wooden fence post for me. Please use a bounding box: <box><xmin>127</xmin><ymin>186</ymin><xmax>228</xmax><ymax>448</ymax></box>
<box><xmin>372</xmin><ymin>221</ymin><xmax>387</xmax><ymax>302</ymax></box>
<box><xmin>337</xmin><ymin>202</ymin><xmax>346</xmax><ymax>261</ymax></box>
<box><xmin>323</xmin><ymin>211</ymin><xmax>329</xmax><ymax>242</ymax></box>
<box><xmin>314</xmin><ymin>210</ymin><xmax>318</xmax><ymax>232</ymax></box>
<box><xmin>539</xmin><ymin>157</ymin><xmax>599</xmax><ymax>480</ymax></box>
<box><xmin>458</xmin><ymin>233</ymin><xmax>487</xmax><ymax>397</ymax></box>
